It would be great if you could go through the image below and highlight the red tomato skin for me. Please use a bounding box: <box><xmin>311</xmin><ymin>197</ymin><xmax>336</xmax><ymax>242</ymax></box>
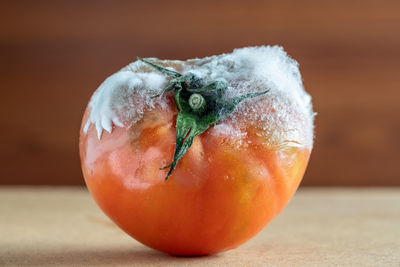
<box><xmin>80</xmin><ymin>102</ymin><xmax>310</xmax><ymax>256</ymax></box>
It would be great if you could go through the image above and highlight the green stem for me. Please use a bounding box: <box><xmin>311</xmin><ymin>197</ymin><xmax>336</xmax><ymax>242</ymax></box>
<box><xmin>189</xmin><ymin>93</ymin><xmax>206</xmax><ymax>113</ymax></box>
<box><xmin>136</xmin><ymin>57</ymin><xmax>270</xmax><ymax>180</ymax></box>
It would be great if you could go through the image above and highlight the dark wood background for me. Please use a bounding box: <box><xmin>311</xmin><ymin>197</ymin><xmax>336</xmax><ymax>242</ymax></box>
<box><xmin>1</xmin><ymin>0</ymin><xmax>399</xmax><ymax>186</ymax></box>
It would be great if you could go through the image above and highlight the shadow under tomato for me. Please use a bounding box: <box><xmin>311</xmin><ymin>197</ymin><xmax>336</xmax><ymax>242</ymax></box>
<box><xmin>2</xmin><ymin>247</ymin><xmax>222</xmax><ymax>266</ymax></box>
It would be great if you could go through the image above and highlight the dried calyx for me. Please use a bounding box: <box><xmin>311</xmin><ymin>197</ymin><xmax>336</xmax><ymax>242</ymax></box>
<box><xmin>137</xmin><ymin>57</ymin><xmax>269</xmax><ymax>180</ymax></box>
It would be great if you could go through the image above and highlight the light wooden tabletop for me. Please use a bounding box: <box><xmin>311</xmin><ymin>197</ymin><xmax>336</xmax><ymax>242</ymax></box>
<box><xmin>1</xmin><ymin>187</ymin><xmax>399</xmax><ymax>266</ymax></box>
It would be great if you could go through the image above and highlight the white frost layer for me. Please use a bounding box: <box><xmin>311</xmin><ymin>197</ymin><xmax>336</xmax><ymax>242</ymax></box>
<box><xmin>186</xmin><ymin>46</ymin><xmax>315</xmax><ymax>148</ymax></box>
<box><xmin>83</xmin><ymin>69</ymin><xmax>167</xmax><ymax>139</ymax></box>
<box><xmin>84</xmin><ymin>46</ymin><xmax>315</xmax><ymax>148</ymax></box>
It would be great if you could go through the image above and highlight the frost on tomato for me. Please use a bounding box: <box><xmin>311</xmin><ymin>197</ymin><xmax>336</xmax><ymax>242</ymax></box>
<box><xmin>79</xmin><ymin>46</ymin><xmax>314</xmax><ymax>256</ymax></box>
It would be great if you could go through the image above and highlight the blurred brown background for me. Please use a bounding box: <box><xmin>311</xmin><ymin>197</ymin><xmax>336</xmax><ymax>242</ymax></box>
<box><xmin>1</xmin><ymin>0</ymin><xmax>399</xmax><ymax>186</ymax></box>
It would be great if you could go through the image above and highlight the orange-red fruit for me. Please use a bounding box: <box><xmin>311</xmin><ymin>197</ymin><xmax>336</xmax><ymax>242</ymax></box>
<box><xmin>80</xmin><ymin>100</ymin><xmax>310</xmax><ymax>255</ymax></box>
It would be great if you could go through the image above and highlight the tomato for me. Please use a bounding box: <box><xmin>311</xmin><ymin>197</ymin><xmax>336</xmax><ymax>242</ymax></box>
<box><xmin>79</xmin><ymin>47</ymin><xmax>313</xmax><ymax>256</ymax></box>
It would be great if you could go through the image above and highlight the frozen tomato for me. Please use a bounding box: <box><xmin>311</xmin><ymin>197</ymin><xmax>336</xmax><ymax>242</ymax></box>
<box><xmin>80</xmin><ymin>46</ymin><xmax>314</xmax><ymax>255</ymax></box>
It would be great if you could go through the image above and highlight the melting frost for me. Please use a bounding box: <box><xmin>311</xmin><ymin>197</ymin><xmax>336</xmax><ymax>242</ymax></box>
<box><xmin>83</xmin><ymin>46</ymin><xmax>315</xmax><ymax>148</ymax></box>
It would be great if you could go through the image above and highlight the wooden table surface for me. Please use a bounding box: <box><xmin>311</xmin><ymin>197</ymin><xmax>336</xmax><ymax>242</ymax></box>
<box><xmin>1</xmin><ymin>187</ymin><xmax>399</xmax><ymax>266</ymax></box>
